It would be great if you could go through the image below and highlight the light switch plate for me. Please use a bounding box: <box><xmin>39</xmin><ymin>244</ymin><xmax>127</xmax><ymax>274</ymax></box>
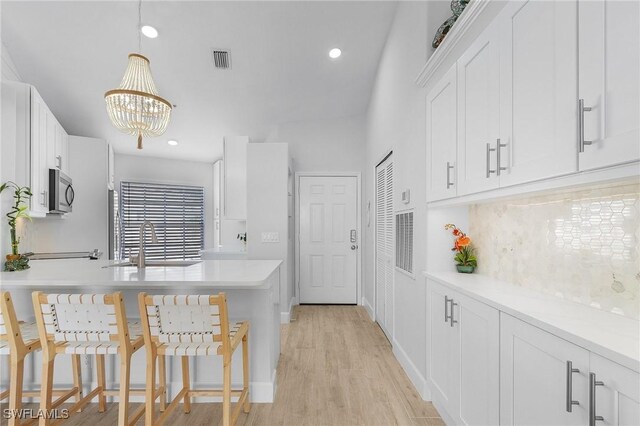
<box><xmin>261</xmin><ymin>232</ymin><xmax>280</xmax><ymax>243</ymax></box>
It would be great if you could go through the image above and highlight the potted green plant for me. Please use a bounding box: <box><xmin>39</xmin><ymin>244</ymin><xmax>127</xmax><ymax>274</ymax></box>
<box><xmin>1</xmin><ymin>181</ymin><xmax>32</xmax><ymax>271</ymax></box>
<box><xmin>444</xmin><ymin>224</ymin><xmax>477</xmax><ymax>273</ymax></box>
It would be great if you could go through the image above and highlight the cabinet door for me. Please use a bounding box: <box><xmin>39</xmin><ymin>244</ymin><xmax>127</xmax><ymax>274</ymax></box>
<box><xmin>500</xmin><ymin>313</ymin><xmax>589</xmax><ymax>425</ymax></box>
<box><xmin>30</xmin><ymin>87</ymin><xmax>49</xmax><ymax>214</ymax></box>
<box><xmin>578</xmin><ymin>0</ymin><xmax>640</xmax><ymax>170</ymax></box>
<box><xmin>107</xmin><ymin>143</ymin><xmax>115</xmax><ymax>190</ymax></box>
<box><xmin>590</xmin><ymin>353</ymin><xmax>639</xmax><ymax>426</ymax></box>
<box><xmin>60</xmin><ymin>126</ymin><xmax>69</xmax><ymax>175</ymax></box>
<box><xmin>426</xmin><ymin>64</ymin><xmax>457</xmax><ymax>202</ymax></box>
<box><xmin>456</xmin><ymin>23</ymin><xmax>500</xmax><ymax>195</ymax></box>
<box><xmin>213</xmin><ymin>160</ymin><xmax>221</xmax><ymax>219</ymax></box>
<box><xmin>223</xmin><ymin>137</ymin><xmax>248</xmax><ymax>220</ymax></box>
<box><xmin>427</xmin><ymin>280</ymin><xmax>456</xmax><ymax>407</ymax></box>
<box><xmin>451</xmin><ymin>292</ymin><xmax>499</xmax><ymax>426</ymax></box>
<box><xmin>498</xmin><ymin>0</ymin><xmax>578</xmax><ymax>187</ymax></box>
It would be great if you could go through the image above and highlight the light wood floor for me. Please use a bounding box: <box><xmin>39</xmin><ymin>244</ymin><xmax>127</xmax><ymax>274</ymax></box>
<box><xmin>2</xmin><ymin>305</ymin><xmax>443</xmax><ymax>425</ymax></box>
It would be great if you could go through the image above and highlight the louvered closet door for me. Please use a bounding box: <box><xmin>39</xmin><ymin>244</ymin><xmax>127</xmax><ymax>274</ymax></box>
<box><xmin>375</xmin><ymin>155</ymin><xmax>394</xmax><ymax>341</ymax></box>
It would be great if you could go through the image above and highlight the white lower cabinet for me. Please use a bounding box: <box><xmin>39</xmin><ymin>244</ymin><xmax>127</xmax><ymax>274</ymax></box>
<box><xmin>427</xmin><ymin>280</ymin><xmax>499</xmax><ymax>425</ymax></box>
<box><xmin>500</xmin><ymin>313</ymin><xmax>589</xmax><ymax>425</ymax></box>
<box><xmin>590</xmin><ymin>353</ymin><xmax>640</xmax><ymax>426</ymax></box>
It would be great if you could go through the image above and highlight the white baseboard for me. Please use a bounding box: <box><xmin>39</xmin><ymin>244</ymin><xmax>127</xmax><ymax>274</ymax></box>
<box><xmin>280</xmin><ymin>296</ymin><xmax>296</xmax><ymax>324</ymax></box>
<box><xmin>392</xmin><ymin>338</ymin><xmax>430</xmax><ymax>401</ymax></box>
<box><xmin>431</xmin><ymin>392</ymin><xmax>454</xmax><ymax>425</ymax></box>
<box><xmin>362</xmin><ymin>297</ymin><xmax>375</xmax><ymax>321</ymax></box>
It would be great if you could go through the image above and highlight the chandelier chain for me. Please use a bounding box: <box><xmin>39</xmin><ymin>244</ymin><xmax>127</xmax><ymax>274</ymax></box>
<box><xmin>138</xmin><ymin>0</ymin><xmax>142</xmax><ymax>53</ymax></box>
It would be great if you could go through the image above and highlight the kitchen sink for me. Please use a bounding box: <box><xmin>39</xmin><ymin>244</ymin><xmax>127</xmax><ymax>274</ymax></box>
<box><xmin>104</xmin><ymin>260</ymin><xmax>202</xmax><ymax>268</ymax></box>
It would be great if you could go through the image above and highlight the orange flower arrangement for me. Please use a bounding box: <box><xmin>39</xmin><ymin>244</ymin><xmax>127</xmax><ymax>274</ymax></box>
<box><xmin>444</xmin><ymin>224</ymin><xmax>477</xmax><ymax>271</ymax></box>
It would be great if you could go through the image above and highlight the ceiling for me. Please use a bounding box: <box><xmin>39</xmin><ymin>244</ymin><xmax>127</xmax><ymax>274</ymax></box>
<box><xmin>1</xmin><ymin>1</ymin><xmax>397</xmax><ymax>162</ymax></box>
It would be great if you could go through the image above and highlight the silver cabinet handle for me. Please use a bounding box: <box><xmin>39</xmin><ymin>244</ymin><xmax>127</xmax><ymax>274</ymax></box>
<box><xmin>486</xmin><ymin>143</ymin><xmax>496</xmax><ymax>178</ymax></box>
<box><xmin>444</xmin><ymin>296</ymin><xmax>451</xmax><ymax>323</ymax></box>
<box><xmin>446</xmin><ymin>162</ymin><xmax>454</xmax><ymax>189</ymax></box>
<box><xmin>566</xmin><ymin>361</ymin><xmax>580</xmax><ymax>412</ymax></box>
<box><xmin>496</xmin><ymin>138</ymin><xmax>507</xmax><ymax>176</ymax></box>
<box><xmin>449</xmin><ymin>300</ymin><xmax>458</xmax><ymax>327</ymax></box>
<box><xmin>56</xmin><ymin>154</ymin><xmax>62</xmax><ymax>170</ymax></box>
<box><xmin>41</xmin><ymin>190</ymin><xmax>48</xmax><ymax>207</ymax></box>
<box><xmin>589</xmin><ymin>372</ymin><xmax>604</xmax><ymax>426</ymax></box>
<box><xmin>579</xmin><ymin>99</ymin><xmax>593</xmax><ymax>153</ymax></box>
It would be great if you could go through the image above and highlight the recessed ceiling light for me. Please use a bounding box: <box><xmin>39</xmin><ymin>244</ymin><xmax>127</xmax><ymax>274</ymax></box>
<box><xmin>141</xmin><ymin>25</ymin><xmax>158</xmax><ymax>39</ymax></box>
<box><xmin>329</xmin><ymin>48</ymin><xmax>342</xmax><ymax>59</ymax></box>
<box><xmin>167</xmin><ymin>140</ymin><xmax>178</xmax><ymax>146</ymax></box>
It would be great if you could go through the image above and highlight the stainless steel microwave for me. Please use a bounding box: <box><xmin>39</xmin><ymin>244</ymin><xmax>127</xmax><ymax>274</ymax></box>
<box><xmin>49</xmin><ymin>169</ymin><xmax>74</xmax><ymax>214</ymax></box>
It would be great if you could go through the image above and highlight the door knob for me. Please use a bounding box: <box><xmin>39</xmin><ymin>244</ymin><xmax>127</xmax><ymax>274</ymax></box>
<box><xmin>351</xmin><ymin>245</ymin><xmax>358</xmax><ymax>250</ymax></box>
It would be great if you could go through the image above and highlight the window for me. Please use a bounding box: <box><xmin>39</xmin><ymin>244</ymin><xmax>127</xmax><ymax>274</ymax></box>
<box><xmin>395</xmin><ymin>210</ymin><xmax>414</xmax><ymax>275</ymax></box>
<box><xmin>119</xmin><ymin>181</ymin><xmax>204</xmax><ymax>260</ymax></box>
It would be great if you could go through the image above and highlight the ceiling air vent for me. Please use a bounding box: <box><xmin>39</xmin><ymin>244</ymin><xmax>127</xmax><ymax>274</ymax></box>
<box><xmin>212</xmin><ymin>49</ymin><xmax>231</xmax><ymax>70</ymax></box>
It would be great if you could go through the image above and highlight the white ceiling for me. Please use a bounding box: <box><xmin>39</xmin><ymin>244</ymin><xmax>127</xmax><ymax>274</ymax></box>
<box><xmin>1</xmin><ymin>1</ymin><xmax>397</xmax><ymax>162</ymax></box>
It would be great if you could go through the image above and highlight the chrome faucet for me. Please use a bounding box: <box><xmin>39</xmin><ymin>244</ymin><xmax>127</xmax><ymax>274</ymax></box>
<box><xmin>130</xmin><ymin>220</ymin><xmax>158</xmax><ymax>268</ymax></box>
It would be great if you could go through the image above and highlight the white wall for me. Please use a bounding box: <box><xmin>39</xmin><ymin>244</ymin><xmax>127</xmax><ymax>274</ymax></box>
<box><xmin>364</xmin><ymin>2</ymin><xmax>431</xmax><ymax>395</ymax></box>
<box><xmin>246</xmin><ymin>143</ymin><xmax>290</xmax><ymax>318</ymax></box>
<box><xmin>266</xmin><ymin>114</ymin><xmax>366</xmax><ymax>174</ymax></box>
<box><xmin>363</xmin><ymin>0</ymin><xmax>509</xmax><ymax>399</ymax></box>
<box><xmin>114</xmin><ymin>154</ymin><xmax>216</xmax><ymax>250</ymax></box>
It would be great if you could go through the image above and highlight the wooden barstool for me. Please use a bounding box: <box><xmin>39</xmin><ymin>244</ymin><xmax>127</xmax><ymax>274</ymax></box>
<box><xmin>31</xmin><ymin>291</ymin><xmax>153</xmax><ymax>426</ymax></box>
<box><xmin>0</xmin><ymin>291</ymin><xmax>82</xmax><ymax>426</ymax></box>
<box><xmin>138</xmin><ymin>293</ymin><xmax>250</xmax><ymax>426</ymax></box>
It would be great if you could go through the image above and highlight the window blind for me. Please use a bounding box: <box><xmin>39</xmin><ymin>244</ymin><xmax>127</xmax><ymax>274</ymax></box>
<box><xmin>119</xmin><ymin>181</ymin><xmax>204</xmax><ymax>260</ymax></box>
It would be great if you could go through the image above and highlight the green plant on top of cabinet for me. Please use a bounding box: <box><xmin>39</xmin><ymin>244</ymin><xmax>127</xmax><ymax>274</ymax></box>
<box><xmin>426</xmin><ymin>64</ymin><xmax>457</xmax><ymax>202</ymax></box>
<box><xmin>578</xmin><ymin>0</ymin><xmax>640</xmax><ymax>171</ymax></box>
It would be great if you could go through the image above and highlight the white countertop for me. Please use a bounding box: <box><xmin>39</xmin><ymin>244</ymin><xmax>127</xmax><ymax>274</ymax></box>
<box><xmin>0</xmin><ymin>259</ymin><xmax>282</xmax><ymax>289</ymax></box>
<box><xmin>424</xmin><ymin>271</ymin><xmax>640</xmax><ymax>372</ymax></box>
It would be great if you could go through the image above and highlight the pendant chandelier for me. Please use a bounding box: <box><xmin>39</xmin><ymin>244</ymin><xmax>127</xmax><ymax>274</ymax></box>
<box><xmin>104</xmin><ymin>0</ymin><xmax>171</xmax><ymax>149</ymax></box>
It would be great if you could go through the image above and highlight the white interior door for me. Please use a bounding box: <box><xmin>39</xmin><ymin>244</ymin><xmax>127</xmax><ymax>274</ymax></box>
<box><xmin>375</xmin><ymin>155</ymin><xmax>393</xmax><ymax>340</ymax></box>
<box><xmin>299</xmin><ymin>176</ymin><xmax>358</xmax><ymax>304</ymax></box>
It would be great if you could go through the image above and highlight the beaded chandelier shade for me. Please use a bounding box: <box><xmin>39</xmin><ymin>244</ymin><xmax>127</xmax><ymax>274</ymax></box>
<box><xmin>104</xmin><ymin>0</ymin><xmax>171</xmax><ymax>150</ymax></box>
<box><xmin>104</xmin><ymin>54</ymin><xmax>172</xmax><ymax>149</ymax></box>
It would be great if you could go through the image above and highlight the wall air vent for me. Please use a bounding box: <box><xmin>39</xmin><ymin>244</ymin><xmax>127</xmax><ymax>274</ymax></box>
<box><xmin>395</xmin><ymin>210</ymin><xmax>414</xmax><ymax>276</ymax></box>
<box><xmin>212</xmin><ymin>49</ymin><xmax>231</xmax><ymax>69</ymax></box>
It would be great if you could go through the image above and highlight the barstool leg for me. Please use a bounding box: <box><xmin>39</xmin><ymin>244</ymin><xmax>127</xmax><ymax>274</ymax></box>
<box><xmin>145</xmin><ymin>352</ymin><xmax>156</xmax><ymax>426</ymax></box>
<box><xmin>222</xmin><ymin>356</ymin><xmax>231</xmax><ymax>426</ymax></box>
<box><xmin>242</xmin><ymin>333</ymin><xmax>250</xmax><ymax>413</ymax></box>
<box><xmin>96</xmin><ymin>354</ymin><xmax>107</xmax><ymax>412</ymax></box>
<box><xmin>8</xmin><ymin>354</ymin><xmax>24</xmax><ymax>426</ymax></box>
<box><xmin>39</xmin><ymin>349</ymin><xmax>55</xmax><ymax>426</ymax></box>
<box><xmin>181</xmin><ymin>356</ymin><xmax>191</xmax><ymax>414</ymax></box>
<box><xmin>118</xmin><ymin>353</ymin><xmax>131</xmax><ymax>425</ymax></box>
<box><xmin>71</xmin><ymin>355</ymin><xmax>83</xmax><ymax>412</ymax></box>
<box><xmin>159</xmin><ymin>355</ymin><xmax>167</xmax><ymax>412</ymax></box>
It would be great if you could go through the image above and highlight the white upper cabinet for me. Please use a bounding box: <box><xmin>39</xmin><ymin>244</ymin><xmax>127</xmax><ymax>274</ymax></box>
<box><xmin>578</xmin><ymin>0</ymin><xmax>640</xmax><ymax>170</ymax></box>
<box><xmin>30</xmin><ymin>87</ymin><xmax>52</xmax><ymax>215</ymax></box>
<box><xmin>498</xmin><ymin>0</ymin><xmax>578</xmax><ymax>187</ymax></box>
<box><xmin>589</xmin><ymin>353</ymin><xmax>640</xmax><ymax>426</ymax></box>
<box><xmin>500</xmin><ymin>313</ymin><xmax>589</xmax><ymax>426</ymax></box>
<box><xmin>456</xmin><ymin>23</ymin><xmax>501</xmax><ymax>196</ymax></box>
<box><xmin>107</xmin><ymin>143</ymin><xmax>115</xmax><ymax>190</ymax></box>
<box><xmin>223</xmin><ymin>136</ymin><xmax>248</xmax><ymax>220</ymax></box>
<box><xmin>426</xmin><ymin>64</ymin><xmax>457</xmax><ymax>202</ymax></box>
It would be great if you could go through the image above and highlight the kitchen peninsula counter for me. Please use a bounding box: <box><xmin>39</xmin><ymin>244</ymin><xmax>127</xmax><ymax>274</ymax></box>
<box><xmin>0</xmin><ymin>259</ymin><xmax>282</xmax><ymax>403</ymax></box>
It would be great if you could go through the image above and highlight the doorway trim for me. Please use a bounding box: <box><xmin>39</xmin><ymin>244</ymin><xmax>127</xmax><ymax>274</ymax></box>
<box><xmin>295</xmin><ymin>172</ymin><xmax>362</xmax><ymax>305</ymax></box>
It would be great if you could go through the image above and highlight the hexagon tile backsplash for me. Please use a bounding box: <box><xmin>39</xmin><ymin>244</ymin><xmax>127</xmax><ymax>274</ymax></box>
<box><xmin>469</xmin><ymin>182</ymin><xmax>640</xmax><ymax>319</ymax></box>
